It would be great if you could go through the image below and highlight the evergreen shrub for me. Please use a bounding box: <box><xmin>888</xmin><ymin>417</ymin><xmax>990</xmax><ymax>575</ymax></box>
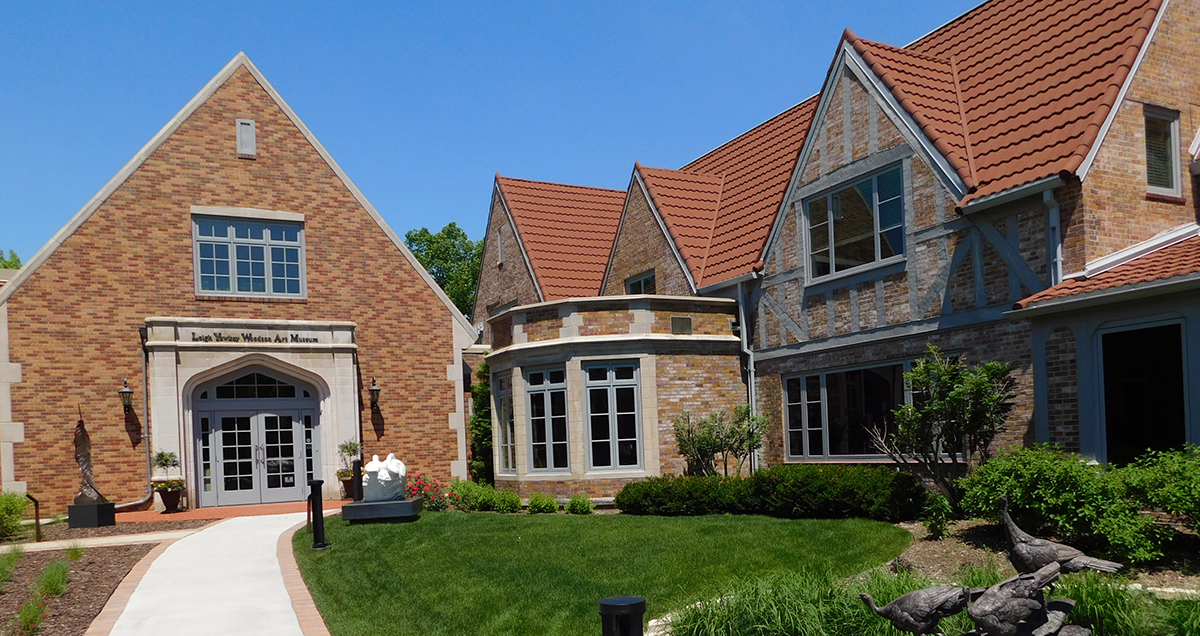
<box><xmin>614</xmin><ymin>465</ymin><xmax>924</xmax><ymax>522</ymax></box>
<box><xmin>526</xmin><ymin>493</ymin><xmax>559</xmax><ymax>514</ymax></box>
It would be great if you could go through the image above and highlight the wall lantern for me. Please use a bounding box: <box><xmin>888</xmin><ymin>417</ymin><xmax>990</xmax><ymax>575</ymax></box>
<box><xmin>118</xmin><ymin>378</ymin><xmax>134</xmax><ymax>413</ymax></box>
<box><xmin>369</xmin><ymin>377</ymin><xmax>381</xmax><ymax>409</ymax></box>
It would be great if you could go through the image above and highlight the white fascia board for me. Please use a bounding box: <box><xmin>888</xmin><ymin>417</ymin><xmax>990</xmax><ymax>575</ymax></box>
<box><xmin>1076</xmin><ymin>0</ymin><xmax>1170</xmax><ymax>181</ymax></box>
<box><xmin>1189</xmin><ymin>125</ymin><xmax>1200</xmax><ymax>160</ymax></box>
<box><xmin>632</xmin><ymin>169</ymin><xmax>698</xmax><ymax>294</ymax></box>
<box><xmin>1082</xmin><ymin>222</ymin><xmax>1199</xmax><ymax>278</ymax></box>
<box><xmin>494</xmin><ymin>184</ymin><xmax>545</xmax><ymax>303</ymax></box>
<box><xmin>0</xmin><ymin>52</ymin><xmax>476</xmax><ymax>339</ymax></box>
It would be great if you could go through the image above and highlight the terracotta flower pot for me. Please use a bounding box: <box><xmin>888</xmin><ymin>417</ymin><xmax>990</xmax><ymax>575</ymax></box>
<box><xmin>339</xmin><ymin>477</ymin><xmax>356</xmax><ymax>499</ymax></box>
<box><xmin>158</xmin><ymin>489</ymin><xmax>183</xmax><ymax>513</ymax></box>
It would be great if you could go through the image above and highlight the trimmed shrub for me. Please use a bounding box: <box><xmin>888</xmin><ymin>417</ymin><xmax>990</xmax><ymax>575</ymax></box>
<box><xmin>527</xmin><ymin>493</ymin><xmax>559</xmax><ymax>514</ymax></box>
<box><xmin>614</xmin><ymin>465</ymin><xmax>924</xmax><ymax>522</ymax></box>
<box><xmin>0</xmin><ymin>492</ymin><xmax>29</xmax><ymax>539</ymax></box>
<box><xmin>753</xmin><ymin>464</ymin><xmax>925</xmax><ymax>522</ymax></box>
<box><xmin>492</xmin><ymin>490</ymin><xmax>522</xmax><ymax>513</ymax></box>
<box><xmin>566</xmin><ymin>493</ymin><xmax>594</xmax><ymax>515</ymax></box>
<box><xmin>959</xmin><ymin>445</ymin><xmax>1164</xmax><ymax>563</ymax></box>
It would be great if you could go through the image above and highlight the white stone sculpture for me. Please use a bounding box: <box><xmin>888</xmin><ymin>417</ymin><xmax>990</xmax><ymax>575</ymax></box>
<box><xmin>362</xmin><ymin>453</ymin><xmax>408</xmax><ymax>502</ymax></box>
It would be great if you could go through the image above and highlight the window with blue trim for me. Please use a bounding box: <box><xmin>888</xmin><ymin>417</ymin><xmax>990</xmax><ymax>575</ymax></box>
<box><xmin>194</xmin><ymin>217</ymin><xmax>305</xmax><ymax>297</ymax></box>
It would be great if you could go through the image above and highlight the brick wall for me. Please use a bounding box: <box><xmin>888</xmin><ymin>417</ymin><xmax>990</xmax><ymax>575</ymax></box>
<box><xmin>1044</xmin><ymin>326</ymin><xmax>1080</xmax><ymax>452</ymax></box>
<box><xmin>1072</xmin><ymin>0</ymin><xmax>1200</xmax><ymax>267</ymax></box>
<box><xmin>603</xmin><ymin>182</ymin><xmax>693</xmax><ymax>296</ymax></box>
<box><xmin>472</xmin><ymin>193</ymin><xmax>542</xmax><ymax>343</ymax></box>
<box><xmin>4</xmin><ymin>67</ymin><xmax>462</xmax><ymax>514</ymax></box>
<box><xmin>655</xmin><ymin>353</ymin><xmax>747</xmax><ymax>477</ymax></box>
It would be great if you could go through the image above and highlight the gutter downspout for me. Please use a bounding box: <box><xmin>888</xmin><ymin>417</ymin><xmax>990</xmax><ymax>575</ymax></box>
<box><xmin>738</xmin><ymin>279</ymin><xmax>759</xmax><ymax>473</ymax></box>
<box><xmin>115</xmin><ymin>326</ymin><xmax>153</xmax><ymax>511</ymax></box>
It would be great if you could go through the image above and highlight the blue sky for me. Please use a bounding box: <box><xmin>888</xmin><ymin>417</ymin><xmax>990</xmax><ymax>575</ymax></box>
<box><xmin>0</xmin><ymin>1</ymin><xmax>976</xmax><ymax>261</ymax></box>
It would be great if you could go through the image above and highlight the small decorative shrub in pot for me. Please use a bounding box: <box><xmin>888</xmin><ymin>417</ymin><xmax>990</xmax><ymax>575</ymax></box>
<box><xmin>566</xmin><ymin>493</ymin><xmax>595</xmax><ymax>515</ymax></box>
<box><xmin>527</xmin><ymin>492</ymin><xmax>559</xmax><ymax>514</ymax></box>
<box><xmin>336</xmin><ymin>439</ymin><xmax>362</xmax><ymax>498</ymax></box>
<box><xmin>153</xmin><ymin>479</ymin><xmax>185</xmax><ymax>513</ymax></box>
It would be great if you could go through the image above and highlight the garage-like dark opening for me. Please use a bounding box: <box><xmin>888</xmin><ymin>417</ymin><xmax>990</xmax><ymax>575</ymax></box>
<box><xmin>1102</xmin><ymin>323</ymin><xmax>1186</xmax><ymax>465</ymax></box>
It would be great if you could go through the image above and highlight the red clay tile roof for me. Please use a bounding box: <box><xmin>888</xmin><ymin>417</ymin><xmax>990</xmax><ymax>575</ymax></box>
<box><xmin>1016</xmin><ymin>234</ymin><xmax>1200</xmax><ymax>309</ymax></box>
<box><xmin>494</xmin><ymin>175</ymin><xmax>626</xmax><ymax>300</ymax></box>
<box><xmin>850</xmin><ymin>0</ymin><xmax>1161</xmax><ymax>204</ymax></box>
<box><xmin>680</xmin><ymin>97</ymin><xmax>818</xmax><ymax>287</ymax></box>
<box><xmin>636</xmin><ymin>164</ymin><xmax>724</xmax><ymax>281</ymax></box>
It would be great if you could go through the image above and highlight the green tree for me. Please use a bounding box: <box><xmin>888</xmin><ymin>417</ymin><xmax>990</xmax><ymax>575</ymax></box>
<box><xmin>867</xmin><ymin>343</ymin><xmax>1015</xmax><ymax>503</ymax></box>
<box><xmin>404</xmin><ymin>223</ymin><xmax>482</xmax><ymax>318</ymax></box>
<box><xmin>672</xmin><ymin>405</ymin><xmax>764</xmax><ymax>476</ymax></box>
<box><xmin>0</xmin><ymin>250</ymin><xmax>20</xmax><ymax>269</ymax></box>
<box><xmin>468</xmin><ymin>360</ymin><xmax>493</xmax><ymax>484</ymax></box>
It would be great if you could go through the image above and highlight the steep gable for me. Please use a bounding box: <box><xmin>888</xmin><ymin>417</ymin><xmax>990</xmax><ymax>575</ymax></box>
<box><xmin>493</xmin><ymin>176</ymin><xmax>625</xmax><ymax>301</ymax></box>
<box><xmin>602</xmin><ymin>175</ymin><xmax>694</xmax><ymax>296</ymax></box>
<box><xmin>848</xmin><ymin>0</ymin><xmax>1162</xmax><ymax>205</ymax></box>
<box><xmin>0</xmin><ymin>53</ymin><xmax>472</xmax><ymax>337</ymax></box>
<box><xmin>636</xmin><ymin>164</ymin><xmax>723</xmax><ymax>281</ymax></box>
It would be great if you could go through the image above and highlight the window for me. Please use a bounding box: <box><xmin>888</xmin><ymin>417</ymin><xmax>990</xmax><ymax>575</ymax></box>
<box><xmin>1145</xmin><ymin>109</ymin><xmax>1179</xmax><ymax>196</ymax></box>
<box><xmin>785</xmin><ymin>364</ymin><xmax>905</xmax><ymax>458</ymax></box>
<box><xmin>585</xmin><ymin>362</ymin><xmax>641</xmax><ymax>470</ymax></box>
<box><xmin>237</xmin><ymin>119</ymin><xmax>256</xmax><ymax>156</ymax></box>
<box><xmin>494</xmin><ymin>374</ymin><xmax>516</xmax><ymax>473</ymax></box>
<box><xmin>194</xmin><ymin>217</ymin><xmax>305</xmax><ymax>297</ymax></box>
<box><xmin>806</xmin><ymin>166</ymin><xmax>904</xmax><ymax>278</ymax></box>
<box><xmin>626</xmin><ymin>271</ymin><xmax>656</xmax><ymax>295</ymax></box>
<box><xmin>526</xmin><ymin>368</ymin><xmax>568</xmax><ymax>470</ymax></box>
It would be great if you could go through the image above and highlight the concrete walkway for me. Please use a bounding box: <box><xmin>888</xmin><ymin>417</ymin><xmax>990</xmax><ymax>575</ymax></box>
<box><xmin>108</xmin><ymin>513</ymin><xmax>307</xmax><ymax>636</ymax></box>
<box><xmin>1</xmin><ymin>529</ymin><xmax>207</xmax><ymax>554</ymax></box>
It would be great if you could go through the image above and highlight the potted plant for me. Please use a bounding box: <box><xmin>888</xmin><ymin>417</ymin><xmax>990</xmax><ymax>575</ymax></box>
<box><xmin>151</xmin><ymin>452</ymin><xmax>184</xmax><ymax>512</ymax></box>
<box><xmin>336</xmin><ymin>439</ymin><xmax>362</xmax><ymax>498</ymax></box>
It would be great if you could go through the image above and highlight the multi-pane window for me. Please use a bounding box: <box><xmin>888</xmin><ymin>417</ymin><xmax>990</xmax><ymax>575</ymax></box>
<box><xmin>526</xmin><ymin>368</ymin><xmax>568</xmax><ymax>470</ymax></box>
<box><xmin>1145</xmin><ymin>109</ymin><xmax>1179</xmax><ymax>196</ymax></box>
<box><xmin>806</xmin><ymin>166</ymin><xmax>904</xmax><ymax>278</ymax></box>
<box><xmin>626</xmin><ymin>271</ymin><xmax>656</xmax><ymax>295</ymax></box>
<box><xmin>494</xmin><ymin>374</ymin><xmax>516</xmax><ymax>473</ymax></box>
<box><xmin>194</xmin><ymin>217</ymin><xmax>304</xmax><ymax>297</ymax></box>
<box><xmin>585</xmin><ymin>362</ymin><xmax>641</xmax><ymax>470</ymax></box>
<box><xmin>785</xmin><ymin>364</ymin><xmax>905</xmax><ymax>458</ymax></box>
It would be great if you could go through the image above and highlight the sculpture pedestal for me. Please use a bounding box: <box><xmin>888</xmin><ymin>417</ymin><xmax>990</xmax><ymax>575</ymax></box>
<box><xmin>68</xmin><ymin>502</ymin><xmax>115</xmax><ymax>528</ymax></box>
<box><xmin>341</xmin><ymin>498</ymin><xmax>422</xmax><ymax>524</ymax></box>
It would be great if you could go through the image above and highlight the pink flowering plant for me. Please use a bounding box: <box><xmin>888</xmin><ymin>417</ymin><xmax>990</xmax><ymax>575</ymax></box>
<box><xmin>407</xmin><ymin>474</ymin><xmax>456</xmax><ymax>511</ymax></box>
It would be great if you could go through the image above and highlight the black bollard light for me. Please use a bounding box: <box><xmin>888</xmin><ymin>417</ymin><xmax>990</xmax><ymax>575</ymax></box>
<box><xmin>351</xmin><ymin>459</ymin><xmax>363</xmax><ymax>501</ymax></box>
<box><xmin>599</xmin><ymin>596</ymin><xmax>645</xmax><ymax>636</ymax></box>
<box><xmin>309</xmin><ymin>479</ymin><xmax>330</xmax><ymax>551</ymax></box>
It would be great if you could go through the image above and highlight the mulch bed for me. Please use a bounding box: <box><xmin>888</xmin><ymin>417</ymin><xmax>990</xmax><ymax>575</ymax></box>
<box><xmin>895</xmin><ymin>520</ymin><xmax>1200</xmax><ymax>595</ymax></box>
<box><xmin>3</xmin><ymin>519</ymin><xmax>213</xmax><ymax>545</ymax></box>
<box><xmin>0</xmin><ymin>544</ymin><xmax>152</xmax><ymax>635</ymax></box>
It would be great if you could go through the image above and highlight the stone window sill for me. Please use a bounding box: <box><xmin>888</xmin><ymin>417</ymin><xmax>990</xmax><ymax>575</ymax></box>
<box><xmin>195</xmin><ymin>294</ymin><xmax>307</xmax><ymax>304</ymax></box>
<box><xmin>1145</xmin><ymin>191</ymin><xmax>1186</xmax><ymax>205</ymax></box>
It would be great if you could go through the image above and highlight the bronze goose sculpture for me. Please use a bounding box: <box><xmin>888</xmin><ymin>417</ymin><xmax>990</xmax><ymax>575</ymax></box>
<box><xmin>968</xmin><ymin>561</ymin><xmax>1061</xmax><ymax>636</ymax></box>
<box><xmin>859</xmin><ymin>586</ymin><xmax>971</xmax><ymax>635</ymax></box>
<box><xmin>999</xmin><ymin>495</ymin><xmax>1122</xmax><ymax>574</ymax></box>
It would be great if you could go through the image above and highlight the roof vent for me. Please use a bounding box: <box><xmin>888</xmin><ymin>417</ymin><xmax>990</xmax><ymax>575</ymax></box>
<box><xmin>236</xmin><ymin>119</ymin><xmax>256</xmax><ymax>157</ymax></box>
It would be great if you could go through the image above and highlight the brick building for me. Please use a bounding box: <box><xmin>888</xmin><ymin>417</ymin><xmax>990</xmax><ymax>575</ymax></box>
<box><xmin>0</xmin><ymin>54</ymin><xmax>475</xmax><ymax>513</ymax></box>
<box><xmin>475</xmin><ymin>0</ymin><xmax>1200</xmax><ymax>489</ymax></box>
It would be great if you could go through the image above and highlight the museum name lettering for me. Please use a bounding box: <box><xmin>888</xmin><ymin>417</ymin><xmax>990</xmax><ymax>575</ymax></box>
<box><xmin>190</xmin><ymin>331</ymin><xmax>319</xmax><ymax>344</ymax></box>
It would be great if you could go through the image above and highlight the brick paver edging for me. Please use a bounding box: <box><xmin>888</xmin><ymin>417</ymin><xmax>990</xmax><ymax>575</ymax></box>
<box><xmin>82</xmin><ymin>538</ymin><xmax>177</xmax><ymax>636</ymax></box>
<box><xmin>278</xmin><ymin>520</ymin><xmax>332</xmax><ymax>636</ymax></box>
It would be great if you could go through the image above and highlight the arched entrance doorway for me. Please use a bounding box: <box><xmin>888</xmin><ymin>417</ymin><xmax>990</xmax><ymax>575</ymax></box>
<box><xmin>192</xmin><ymin>366</ymin><xmax>321</xmax><ymax>507</ymax></box>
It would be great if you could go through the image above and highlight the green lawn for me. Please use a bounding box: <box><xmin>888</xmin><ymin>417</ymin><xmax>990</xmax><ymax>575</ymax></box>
<box><xmin>293</xmin><ymin>512</ymin><xmax>911</xmax><ymax>636</ymax></box>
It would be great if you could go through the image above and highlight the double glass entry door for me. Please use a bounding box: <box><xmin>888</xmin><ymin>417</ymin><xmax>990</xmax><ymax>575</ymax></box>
<box><xmin>211</xmin><ymin>411</ymin><xmax>306</xmax><ymax>505</ymax></box>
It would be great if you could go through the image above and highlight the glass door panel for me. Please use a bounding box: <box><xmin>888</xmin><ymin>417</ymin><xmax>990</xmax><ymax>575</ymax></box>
<box><xmin>260</xmin><ymin>412</ymin><xmax>304</xmax><ymax>503</ymax></box>
<box><xmin>215</xmin><ymin>412</ymin><xmax>260</xmax><ymax>506</ymax></box>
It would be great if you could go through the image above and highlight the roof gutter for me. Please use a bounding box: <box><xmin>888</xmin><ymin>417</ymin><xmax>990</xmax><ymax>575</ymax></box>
<box><xmin>957</xmin><ymin>175</ymin><xmax>1066</xmax><ymax>215</ymax></box>
<box><xmin>1007</xmin><ymin>270</ymin><xmax>1200</xmax><ymax>320</ymax></box>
